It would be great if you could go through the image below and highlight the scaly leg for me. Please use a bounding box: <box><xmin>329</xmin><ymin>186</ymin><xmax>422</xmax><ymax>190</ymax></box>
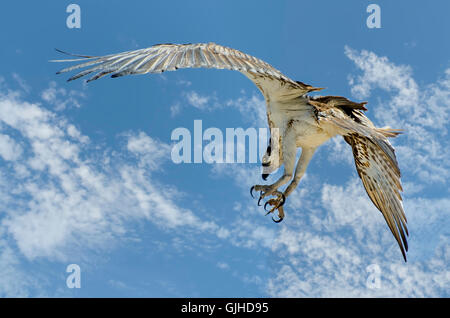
<box><xmin>283</xmin><ymin>147</ymin><xmax>316</xmax><ymax>198</ymax></box>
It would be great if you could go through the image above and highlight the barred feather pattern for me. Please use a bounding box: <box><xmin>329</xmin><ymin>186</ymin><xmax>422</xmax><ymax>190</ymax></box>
<box><xmin>344</xmin><ymin>134</ymin><xmax>408</xmax><ymax>261</ymax></box>
<box><xmin>309</xmin><ymin>96</ymin><xmax>407</xmax><ymax>260</ymax></box>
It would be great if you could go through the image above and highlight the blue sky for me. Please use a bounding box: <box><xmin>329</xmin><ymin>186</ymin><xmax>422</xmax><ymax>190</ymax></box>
<box><xmin>0</xmin><ymin>0</ymin><xmax>448</xmax><ymax>297</ymax></box>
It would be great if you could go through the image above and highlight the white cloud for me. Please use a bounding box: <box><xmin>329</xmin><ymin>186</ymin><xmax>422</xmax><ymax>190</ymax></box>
<box><xmin>126</xmin><ymin>131</ymin><xmax>171</xmax><ymax>170</ymax></box>
<box><xmin>344</xmin><ymin>46</ymin><xmax>450</xmax><ymax>184</ymax></box>
<box><xmin>263</xmin><ymin>47</ymin><xmax>450</xmax><ymax>297</ymax></box>
<box><xmin>1</xmin><ymin>45</ymin><xmax>447</xmax><ymax>297</ymax></box>
<box><xmin>184</xmin><ymin>91</ymin><xmax>214</xmax><ymax>110</ymax></box>
<box><xmin>321</xmin><ymin>136</ymin><xmax>354</xmax><ymax>167</ymax></box>
<box><xmin>175</xmin><ymin>90</ymin><xmax>266</xmax><ymax>125</ymax></box>
<box><xmin>0</xmin><ymin>79</ymin><xmax>273</xmax><ymax>296</ymax></box>
<box><xmin>216</xmin><ymin>261</ymin><xmax>230</xmax><ymax>270</ymax></box>
<box><xmin>170</xmin><ymin>48</ymin><xmax>450</xmax><ymax>297</ymax></box>
<box><xmin>0</xmin><ymin>133</ymin><xmax>23</xmax><ymax>161</ymax></box>
<box><xmin>176</xmin><ymin>79</ymin><xmax>192</xmax><ymax>87</ymax></box>
<box><xmin>170</xmin><ymin>102</ymin><xmax>182</xmax><ymax>117</ymax></box>
<box><xmin>12</xmin><ymin>73</ymin><xmax>31</xmax><ymax>94</ymax></box>
<box><xmin>41</xmin><ymin>81</ymin><xmax>85</xmax><ymax>111</ymax></box>
<box><xmin>0</xmin><ymin>85</ymin><xmax>223</xmax><ymax>265</ymax></box>
<box><xmin>225</xmin><ymin>94</ymin><xmax>266</xmax><ymax>127</ymax></box>
<box><xmin>266</xmin><ymin>178</ymin><xmax>449</xmax><ymax>297</ymax></box>
<box><xmin>0</xmin><ymin>240</ymin><xmax>36</xmax><ymax>297</ymax></box>
<box><xmin>66</xmin><ymin>124</ymin><xmax>89</xmax><ymax>144</ymax></box>
<box><xmin>170</xmin><ymin>91</ymin><xmax>221</xmax><ymax>115</ymax></box>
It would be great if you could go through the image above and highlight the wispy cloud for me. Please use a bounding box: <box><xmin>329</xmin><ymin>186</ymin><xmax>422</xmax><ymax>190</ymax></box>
<box><xmin>173</xmin><ymin>88</ymin><xmax>266</xmax><ymax>125</ymax></box>
<box><xmin>1</xmin><ymin>45</ymin><xmax>448</xmax><ymax>297</ymax></box>
<box><xmin>205</xmin><ymin>48</ymin><xmax>449</xmax><ymax>297</ymax></box>
<box><xmin>263</xmin><ymin>47</ymin><xmax>450</xmax><ymax>297</ymax></box>
<box><xmin>266</xmin><ymin>177</ymin><xmax>449</xmax><ymax>297</ymax></box>
<box><xmin>0</xmin><ymin>133</ymin><xmax>23</xmax><ymax>161</ymax></box>
<box><xmin>0</xmin><ymin>82</ymin><xmax>223</xmax><ymax>268</ymax></box>
<box><xmin>12</xmin><ymin>73</ymin><xmax>31</xmax><ymax>94</ymax></box>
<box><xmin>41</xmin><ymin>81</ymin><xmax>86</xmax><ymax>111</ymax></box>
<box><xmin>126</xmin><ymin>131</ymin><xmax>171</xmax><ymax>170</ymax></box>
<box><xmin>0</xmin><ymin>240</ymin><xmax>40</xmax><ymax>297</ymax></box>
<box><xmin>0</xmin><ymin>77</ymin><xmax>273</xmax><ymax>296</ymax></box>
<box><xmin>344</xmin><ymin>46</ymin><xmax>450</xmax><ymax>184</ymax></box>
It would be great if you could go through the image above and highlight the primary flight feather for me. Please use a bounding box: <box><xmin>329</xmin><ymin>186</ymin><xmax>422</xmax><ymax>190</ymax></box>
<box><xmin>52</xmin><ymin>42</ymin><xmax>408</xmax><ymax>261</ymax></box>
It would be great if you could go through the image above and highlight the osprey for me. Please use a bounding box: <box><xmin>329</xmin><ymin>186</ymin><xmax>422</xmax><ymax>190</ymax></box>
<box><xmin>53</xmin><ymin>43</ymin><xmax>408</xmax><ymax>261</ymax></box>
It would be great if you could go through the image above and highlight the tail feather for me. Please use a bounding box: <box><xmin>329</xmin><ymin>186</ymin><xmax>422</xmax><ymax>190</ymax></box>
<box><xmin>376</xmin><ymin>127</ymin><xmax>403</xmax><ymax>138</ymax></box>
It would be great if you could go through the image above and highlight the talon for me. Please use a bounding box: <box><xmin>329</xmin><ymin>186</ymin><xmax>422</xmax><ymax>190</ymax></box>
<box><xmin>250</xmin><ymin>186</ymin><xmax>255</xmax><ymax>198</ymax></box>
<box><xmin>264</xmin><ymin>201</ymin><xmax>270</xmax><ymax>212</ymax></box>
<box><xmin>272</xmin><ymin>206</ymin><xmax>285</xmax><ymax>223</ymax></box>
<box><xmin>258</xmin><ymin>196</ymin><xmax>263</xmax><ymax>206</ymax></box>
<box><xmin>272</xmin><ymin>215</ymin><xmax>284</xmax><ymax>223</ymax></box>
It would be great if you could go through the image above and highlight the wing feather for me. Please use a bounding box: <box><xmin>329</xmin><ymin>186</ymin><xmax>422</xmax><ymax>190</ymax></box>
<box><xmin>345</xmin><ymin>133</ymin><xmax>408</xmax><ymax>261</ymax></box>
<box><xmin>311</xmin><ymin>96</ymin><xmax>408</xmax><ymax>261</ymax></box>
<box><xmin>53</xmin><ymin>43</ymin><xmax>323</xmax><ymax>102</ymax></box>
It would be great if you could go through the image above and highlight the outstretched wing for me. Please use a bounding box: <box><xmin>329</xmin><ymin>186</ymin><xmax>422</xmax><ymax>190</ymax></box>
<box><xmin>344</xmin><ymin>133</ymin><xmax>408</xmax><ymax>261</ymax></box>
<box><xmin>52</xmin><ymin>42</ymin><xmax>322</xmax><ymax>102</ymax></box>
<box><xmin>312</xmin><ymin>97</ymin><xmax>408</xmax><ymax>261</ymax></box>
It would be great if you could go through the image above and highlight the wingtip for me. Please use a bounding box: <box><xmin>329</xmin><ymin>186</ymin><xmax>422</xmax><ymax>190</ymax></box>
<box><xmin>400</xmin><ymin>235</ymin><xmax>408</xmax><ymax>262</ymax></box>
<box><xmin>359</xmin><ymin>101</ymin><xmax>369</xmax><ymax>111</ymax></box>
<box><xmin>310</xmin><ymin>87</ymin><xmax>326</xmax><ymax>92</ymax></box>
<box><xmin>54</xmin><ymin>48</ymin><xmax>97</xmax><ymax>59</ymax></box>
<box><xmin>110</xmin><ymin>72</ymin><xmax>126</xmax><ymax>79</ymax></box>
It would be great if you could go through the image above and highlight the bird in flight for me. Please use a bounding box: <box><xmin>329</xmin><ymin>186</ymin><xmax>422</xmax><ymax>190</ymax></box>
<box><xmin>53</xmin><ymin>42</ymin><xmax>408</xmax><ymax>261</ymax></box>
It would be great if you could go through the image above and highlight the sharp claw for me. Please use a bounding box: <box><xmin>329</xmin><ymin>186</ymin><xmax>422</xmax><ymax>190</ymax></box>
<box><xmin>253</xmin><ymin>188</ymin><xmax>287</xmax><ymax>223</ymax></box>
<box><xmin>273</xmin><ymin>205</ymin><xmax>285</xmax><ymax>223</ymax></box>
<box><xmin>272</xmin><ymin>216</ymin><xmax>284</xmax><ymax>223</ymax></box>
